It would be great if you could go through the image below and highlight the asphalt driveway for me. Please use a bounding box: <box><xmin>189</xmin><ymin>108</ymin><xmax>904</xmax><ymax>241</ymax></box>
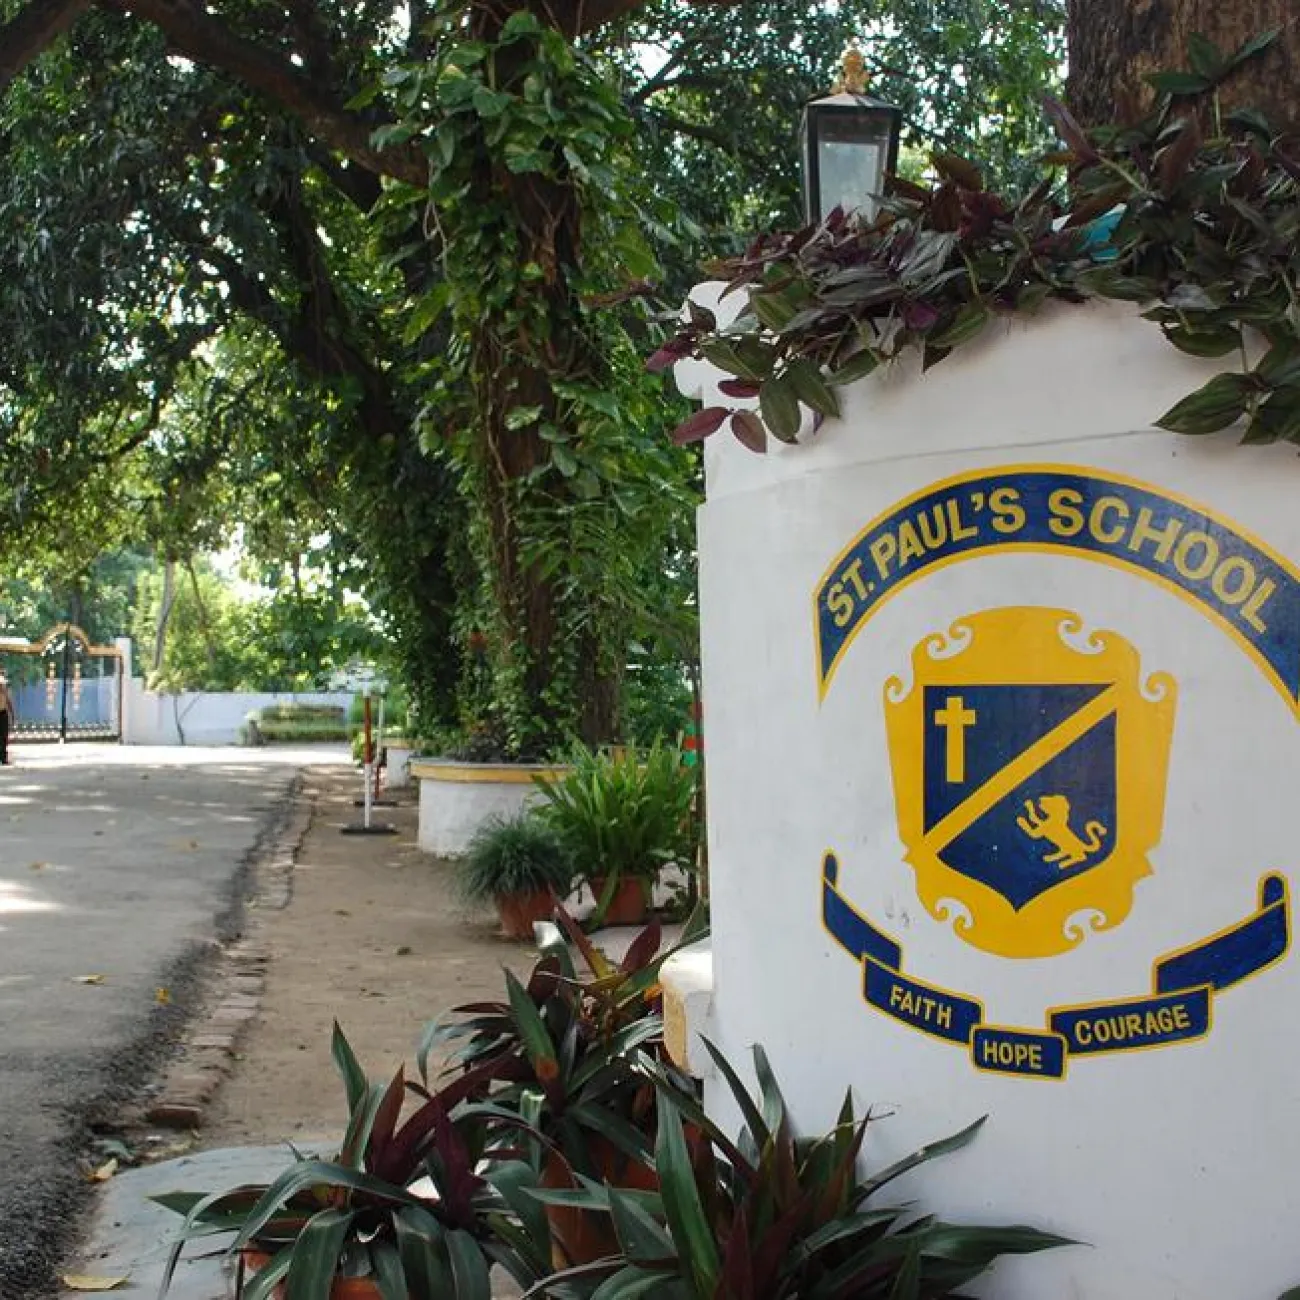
<box><xmin>0</xmin><ymin>744</ymin><xmax>346</xmax><ymax>1297</ymax></box>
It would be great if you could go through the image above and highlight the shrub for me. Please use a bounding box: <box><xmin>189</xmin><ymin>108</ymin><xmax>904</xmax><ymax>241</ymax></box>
<box><xmin>258</xmin><ymin>702</ymin><xmax>345</xmax><ymax>723</ymax></box>
<box><xmin>533</xmin><ymin>741</ymin><xmax>695</xmax><ymax>884</ymax></box>
<box><xmin>256</xmin><ymin>718</ymin><xmax>350</xmax><ymax>743</ymax></box>
<box><xmin>244</xmin><ymin>701</ymin><xmax>350</xmax><ymax>744</ymax></box>
<box><xmin>538</xmin><ymin>1041</ymin><xmax>1071</xmax><ymax>1297</ymax></box>
<box><xmin>156</xmin><ymin>1024</ymin><xmax>550</xmax><ymax>1298</ymax></box>
<box><xmin>457</xmin><ymin>811</ymin><xmax>574</xmax><ymax>903</ymax></box>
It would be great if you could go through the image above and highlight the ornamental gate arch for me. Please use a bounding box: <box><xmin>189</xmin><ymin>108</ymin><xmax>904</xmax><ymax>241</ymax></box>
<box><xmin>0</xmin><ymin>624</ymin><xmax>123</xmax><ymax>742</ymax></box>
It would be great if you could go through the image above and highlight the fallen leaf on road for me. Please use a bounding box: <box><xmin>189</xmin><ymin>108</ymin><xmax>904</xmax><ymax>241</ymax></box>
<box><xmin>76</xmin><ymin>975</ymin><xmax>106</xmax><ymax>985</ymax></box>
<box><xmin>155</xmin><ymin>987</ymin><xmax>171</xmax><ymax>1005</ymax></box>
<box><xmin>395</xmin><ymin>946</ymin><xmax>412</xmax><ymax>956</ymax></box>
<box><xmin>62</xmin><ymin>1276</ymin><xmax>129</xmax><ymax>1291</ymax></box>
<box><xmin>87</xmin><ymin>1157</ymin><xmax>118</xmax><ymax>1182</ymax></box>
<box><xmin>28</xmin><ymin>861</ymin><xmax>46</xmax><ymax>871</ymax></box>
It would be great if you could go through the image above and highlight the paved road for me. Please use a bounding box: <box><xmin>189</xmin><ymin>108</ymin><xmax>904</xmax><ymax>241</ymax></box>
<box><xmin>0</xmin><ymin>744</ymin><xmax>348</xmax><ymax>1298</ymax></box>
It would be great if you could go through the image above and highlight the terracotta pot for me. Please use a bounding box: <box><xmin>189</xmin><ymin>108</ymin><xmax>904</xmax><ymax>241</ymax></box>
<box><xmin>589</xmin><ymin>875</ymin><xmax>648</xmax><ymax>926</ymax></box>
<box><xmin>496</xmin><ymin>888</ymin><xmax>557</xmax><ymax>940</ymax></box>
<box><xmin>542</xmin><ymin>1137</ymin><xmax>659</xmax><ymax>1268</ymax></box>
<box><xmin>242</xmin><ymin>1250</ymin><xmax>382</xmax><ymax>1300</ymax></box>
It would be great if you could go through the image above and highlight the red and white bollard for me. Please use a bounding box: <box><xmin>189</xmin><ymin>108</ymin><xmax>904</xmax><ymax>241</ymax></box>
<box><xmin>341</xmin><ymin>690</ymin><xmax>397</xmax><ymax>836</ymax></box>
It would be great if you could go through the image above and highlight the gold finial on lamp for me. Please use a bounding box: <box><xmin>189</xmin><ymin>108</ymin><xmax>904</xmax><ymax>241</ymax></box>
<box><xmin>832</xmin><ymin>45</ymin><xmax>869</xmax><ymax>95</ymax></box>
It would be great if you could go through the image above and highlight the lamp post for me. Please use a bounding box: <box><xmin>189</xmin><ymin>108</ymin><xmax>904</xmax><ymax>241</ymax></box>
<box><xmin>800</xmin><ymin>46</ymin><xmax>901</xmax><ymax>225</ymax></box>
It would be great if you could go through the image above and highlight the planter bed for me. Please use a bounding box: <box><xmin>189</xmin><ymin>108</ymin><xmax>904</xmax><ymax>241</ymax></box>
<box><xmin>411</xmin><ymin>759</ymin><xmax>567</xmax><ymax>858</ymax></box>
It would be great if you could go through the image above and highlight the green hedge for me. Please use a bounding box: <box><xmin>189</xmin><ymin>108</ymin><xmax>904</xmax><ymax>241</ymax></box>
<box><xmin>256</xmin><ymin>718</ymin><xmax>351</xmax><ymax>742</ymax></box>
<box><xmin>243</xmin><ymin>701</ymin><xmax>351</xmax><ymax>745</ymax></box>
<box><xmin>256</xmin><ymin>702</ymin><xmax>347</xmax><ymax>724</ymax></box>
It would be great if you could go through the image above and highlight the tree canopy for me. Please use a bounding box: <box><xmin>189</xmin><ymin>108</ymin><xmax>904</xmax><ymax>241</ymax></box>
<box><xmin>0</xmin><ymin>0</ymin><xmax>1064</xmax><ymax>758</ymax></box>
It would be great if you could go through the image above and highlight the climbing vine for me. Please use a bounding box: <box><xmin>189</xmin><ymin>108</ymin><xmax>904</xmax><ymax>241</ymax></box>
<box><xmin>378</xmin><ymin>8</ymin><xmax>695</xmax><ymax>756</ymax></box>
<box><xmin>653</xmin><ymin>31</ymin><xmax>1300</xmax><ymax>450</ymax></box>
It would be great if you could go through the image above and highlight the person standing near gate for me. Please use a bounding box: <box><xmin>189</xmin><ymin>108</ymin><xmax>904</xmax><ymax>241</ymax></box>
<box><xmin>0</xmin><ymin>672</ymin><xmax>13</xmax><ymax>765</ymax></box>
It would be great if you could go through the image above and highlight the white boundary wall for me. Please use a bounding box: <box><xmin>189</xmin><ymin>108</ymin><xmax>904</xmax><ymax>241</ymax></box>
<box><xmin>116</xmin><ymin>640</ymin><xmax>353</xmax><ymax>746</ymax></box>
<box><xmin>679</xmin><ymin>293</ymin><xmax>1300</xmax><ymax>1299</ymax></box>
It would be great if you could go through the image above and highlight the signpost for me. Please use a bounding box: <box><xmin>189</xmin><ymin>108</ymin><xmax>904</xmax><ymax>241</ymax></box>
<box><xmin>341</xmin><ymin>677</ymin><xmax>396</xmax><ymax>837</ymax></box>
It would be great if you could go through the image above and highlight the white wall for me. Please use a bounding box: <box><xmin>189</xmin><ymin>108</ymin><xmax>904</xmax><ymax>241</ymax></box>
<box><xmin>684</xmin><ymin>295</ymin><xmax>1300</xmax><ymax>1299</ymax></box>
<box><xmin>116</xmin><ymin>641</ymin><xmax>354</xmax><ymax>747</ymax></box>
<box><xmin>120</xmin><ymin>681</ymin><xmax>354</xmax><ymax>747</ymax></box>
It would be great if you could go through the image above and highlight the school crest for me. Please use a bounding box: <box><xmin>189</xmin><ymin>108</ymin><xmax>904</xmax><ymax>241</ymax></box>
<box><xmin>884</xmin><ymin>608</ymin><xmax>1177</xmax><ymax>958</ymax></box>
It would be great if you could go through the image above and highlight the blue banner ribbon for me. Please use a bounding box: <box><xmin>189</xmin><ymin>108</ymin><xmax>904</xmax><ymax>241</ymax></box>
<box><xmin>822</xmin><ymin>854</ymin><xmax>1290</xmax><ymax>1080</ymax></box>
<box><xmin>815</xmin><ymin>466</ymin><xmax>1300</xmax><ymax>713</ymax></box>
<box><xmin>972</xmin><ymin>1026</ymin><xmax>1068</xmax><ymax>1080</ymax></box>
<box><xmin>821</xmin><ymin>853</ymin><xmax>901</xmax><ymax>970</ymax></box>
<box><xmin>1153</xmin><ymin>873</ymin><xmax>1289</xmax><ymax>994</ymax></box>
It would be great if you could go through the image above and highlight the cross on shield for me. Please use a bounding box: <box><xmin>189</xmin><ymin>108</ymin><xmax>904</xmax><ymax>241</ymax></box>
<box><xmin>884</xmin><ymin>609</ymin><xmax>1176</xmax><ymax>958</ymax></box>
<box><xmin>924</xmin><ymin>683</ymin><xmax>1117</xmax><ymax>910</ymax></box>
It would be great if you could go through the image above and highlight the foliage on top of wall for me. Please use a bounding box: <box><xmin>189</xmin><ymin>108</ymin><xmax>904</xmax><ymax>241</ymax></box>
<box><xmin>650</xmin><ymin>31</ymin><xmax>1300</xmax><ymax>452</ymax></box>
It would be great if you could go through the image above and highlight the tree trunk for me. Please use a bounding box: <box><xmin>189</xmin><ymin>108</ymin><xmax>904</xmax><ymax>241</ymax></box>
<box><xmin>153</xmin><ymin>559</ymin><xmax>176</xmax><ymax>675</ymax></box>
<box><xmin>184</xmin><ymin>557</ymin><xmax>221</xmax><ymax>677</ymax></box>
<box><xmin>474</xmin><ymin>333</ymin><xmax>621</xmax><ymax>750</ymax></box>
<box><xmin>466</xmin><ymin>5</ymin><xmax>623</xmax><ymax>753</ymax></box>
<box><xmin>1067</xmin><ymin>0</ymin><xmax>1299</xmax><ymax>130</ymax></box>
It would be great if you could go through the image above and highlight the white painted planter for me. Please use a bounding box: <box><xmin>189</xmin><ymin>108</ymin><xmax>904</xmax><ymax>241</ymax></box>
<box><xmin>411</xmin><ymin>760</ymin><xmax>566</xmax><ymax>858</ymax></box>
<box><xmin>671</xmin><ymin>291</ymin><xmax>1300</xmax><ymax>1300</ymax></box>
<box><xmin>384</xmin><ymin>742</ymin><xmax>413</xmax><ymax>790</ymax></box>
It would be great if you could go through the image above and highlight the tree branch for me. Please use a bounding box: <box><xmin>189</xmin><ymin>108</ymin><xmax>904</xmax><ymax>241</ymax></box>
<box><xmin>640</xmin><ymin>106</ymin><xmax>732</xmax><ymax>149</ymax></box>
<box><xmin>627</xmin><ymin>36</ymin><xmax>718</xmax><ymax>104</ymax></box>
<box><xmin>407</xmin><ymin>0</ymin><xmax>430</xmax><ymax>57</ymax></box>
<box><xmin>632</xmin><ymin>71</ymin><xmax>728</xmax><ymax>102</ymax></box>
<box><xmin>548</xmin><ymin>0</ymin><xmax>746</xmax><ymax>41</ymax></box>
<box><xmin>283</xmin><ymin>0</ymin><xmax>334</xmax><ymax>80</ymax></box>
<box><xmin>304</xmin><ymin>142</ymin><xmax>385</xmax><ymax>212</ymax></box>
<box><xmin>0</xmin><ymin>0</ymin><xmax>93</xmax><ymax>97</ymax></box>
<box><xmin>107</xmin><ymin>0</ymin><xmax>428</xmax><ymax>186</ymax></box>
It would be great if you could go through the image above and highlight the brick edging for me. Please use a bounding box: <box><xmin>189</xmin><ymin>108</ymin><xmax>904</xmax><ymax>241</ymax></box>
<box><xmin>144</xmin><ymin>777</ymin><xmax>316</xmax><ymax>1128</ymax></box>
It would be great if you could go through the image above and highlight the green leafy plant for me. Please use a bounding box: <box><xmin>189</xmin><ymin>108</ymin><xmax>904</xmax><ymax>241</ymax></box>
<box><xmin>653</xmin><ymin>32</ymin><xmax>1300</xmax><ymax>451</ymax></box>
<box><xmin>420</xmin><ymin>909</ymin><xmax>704</xmax><ymax>1157</ymax></box>
<box><xmin>372</xmin><ymin>7</ymin><xmax>701</xmax><ymax>757</ymax></box>
<box><xmin>419</xmin><ymin>908</ymin><xmax>707</xmax><ymax>1264</ymax></box>
<box><xmin>261</xmin><ymin>703</ymin><xmax>349</xmax><ymax>723</ymax></box>
<box><xmin>533</xmin><ymin>741</ymin><xmax>695</xmax><ymax>901</ymax></box>
<box><xmin>537</xmin><ymin>1040</ymin><xmax>1071</xmax><ymax>1298</ymax></box>
<box><xmin>457</xmin><ymin>812</ymin><xmax>575</xmax><ymax>904</ymax></box>
<box><xmin>256</xmin><ymin>719</ymin><xmax>353</xmax><ymax>744</ymax></box>
<box><xmin>155</xmin><ymin>1024</ymin><xmax>552</xmax><ymax>1298</ymax></box>
<box><xmin>247</xmin><ymin>703</ymin><xmax>351</xmax><ymax>746</ymax></box>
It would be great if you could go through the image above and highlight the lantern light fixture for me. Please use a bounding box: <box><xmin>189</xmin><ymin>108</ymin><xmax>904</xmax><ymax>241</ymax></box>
<box><xmin>800</xmin><ymin>45</ymin><xmax>902</xmax><ymax>225</ymax></box>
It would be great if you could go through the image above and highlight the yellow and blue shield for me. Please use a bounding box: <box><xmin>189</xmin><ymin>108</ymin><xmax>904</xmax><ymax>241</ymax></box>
<box><xmin>884</xmin><ymin>608</ymin><xmax>1177</xmax><ymax>958</ymax></box>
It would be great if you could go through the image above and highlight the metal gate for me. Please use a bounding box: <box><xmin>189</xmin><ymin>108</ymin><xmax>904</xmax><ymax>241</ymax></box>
<box><xmin>0</xmin><ymin>624</ymin><xmax>123</xmax><ymax>742</ymax></box>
